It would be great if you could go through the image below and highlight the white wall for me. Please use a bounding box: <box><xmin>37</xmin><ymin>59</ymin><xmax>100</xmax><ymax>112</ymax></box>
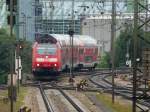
<box><xmin>82</xmin><ymin>15</ymin><xmax>131</xmax><ymax>54</ymax></box>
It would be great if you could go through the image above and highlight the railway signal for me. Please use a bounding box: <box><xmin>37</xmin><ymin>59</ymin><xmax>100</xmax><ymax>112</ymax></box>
<box><xmin>17</xmin><ymin>40</ymin><xmax>24</xmax><ymax>50</ymax></box>
<box><xmin>7</xmin><ymin>15</ymin><xmax>16</xmax><ymax>26</ymax></box>
<box><xmin>7</xmin><ymin>0</ymin><xmax>18</xmax><ymax>111</ymax></box>
<box><xmin>6</xmin><ymin>0</ymin><xmax>17</xmax><ymax>12</ymax></box>
<box><xmin>6</xmin><ymin>1</ymin><xmax>19</xmax><ymax>111</ymax></box>
<box><xmin>68</xmin><ymin>29</ymin><xmax>75</xmax><ymax>83</ymax></box>
<box><xmin>6</xmin><ymin>0</ymin><xmax>17</xmax><ymax>26</ymax></box>
<box><xmin>15</xmin><ymin>40</ymin><xmax>24</xmax><ymax>94</ymax></box>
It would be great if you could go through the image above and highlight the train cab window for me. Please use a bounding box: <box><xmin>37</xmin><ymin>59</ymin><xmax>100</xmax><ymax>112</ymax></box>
<box><xmin>47</xmin><ymin>48</ymin><xmax>57</xmax><ymax>55</ymax></box>
<box><xmin>37</xmin><ymin>49</ymin><xmax>45</xmax><ymax>54</ymax></box>
<box><xmin>37</xmin><ymin>47</ymin><xmax>57</xmax><ymax>55</ymax></box>
<box><xmin>79</xmin><ymin>49</ymin><xmax>84</xmax><ymax>54</ymax></box>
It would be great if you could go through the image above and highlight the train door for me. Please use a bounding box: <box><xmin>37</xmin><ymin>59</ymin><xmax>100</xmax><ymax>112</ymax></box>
<box><xmin>84</xmin><ymin>47</ymin><xmax>93</xmax><ymax>63</ymax></box>
<box><xmin>94</xmin><ymin>47</ymin><xmax>98</xmax><ymax>61</ymax></box>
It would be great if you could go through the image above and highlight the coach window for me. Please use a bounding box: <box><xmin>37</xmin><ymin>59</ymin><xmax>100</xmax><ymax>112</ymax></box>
<box><xmin>95</xmin><ymin>48</ymin><xmax>98</xmax><ymax>55</ymax></box>
<box><xmin>66</xmin><ymin>48</ymin><xmax>68</xmax><ymax>54</ymax></box>
<box><xmin>79</xmin><ymin>48</ymin><xmax>84</xmax><ymax>55</ymax></box>
<box><xmin>75</xmin><ymin>47</ymin><xmax>77</xmax><ymax>54</ymax></box>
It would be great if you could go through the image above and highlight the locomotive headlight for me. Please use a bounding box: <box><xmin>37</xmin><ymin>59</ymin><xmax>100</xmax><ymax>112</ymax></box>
<box><xmin>37</xmin><ymin>64</ymin><xmax>40</xmax><ymax>67</ymax></box>
<box><xmin>48</xmin><ymin>58</ymin><xmax>58</xmax><ymax>62</ymax></box>
<box><xmin>54</xmin><ymin>64</ymin><xmax>57</xmax><ymax>67</ymax></box>
<box><xmin>36</xmin><ymin>58</ymin><xmax>44</xmax><ymax>62</ymax></box>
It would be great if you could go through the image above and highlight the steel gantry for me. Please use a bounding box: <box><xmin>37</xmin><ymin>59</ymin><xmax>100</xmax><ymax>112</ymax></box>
<box><xmin>133</xmin><ymin>0</ymin><xmax>150</xmax><ymax>112</ymax></box>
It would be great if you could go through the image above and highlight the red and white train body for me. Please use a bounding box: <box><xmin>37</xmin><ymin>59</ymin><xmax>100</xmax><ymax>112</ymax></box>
<box><xmin>32</xmin><ymin>34</ymin><xmax>99</xmax><ymax>74</ymax></box>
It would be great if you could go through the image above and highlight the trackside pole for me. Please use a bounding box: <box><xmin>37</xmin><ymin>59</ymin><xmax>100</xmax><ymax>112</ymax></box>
<box><xmin>111</xmin><ymin>0</ymin><xmax>116</xmax><ymax>104</ymax></box>
<box><xmin>68</xmin><ymin>29</ymin><xmax>75</xmax><ymax>84</ymax></box>
<box><xmin>68</xmin><ymin>0</ymin><xmax>75</xmax><ymax>84</ymax></box>
<box><xmin>10</xmin><ymin>0</ymin><xmax>14</xmax><ymax>111</ymax></box>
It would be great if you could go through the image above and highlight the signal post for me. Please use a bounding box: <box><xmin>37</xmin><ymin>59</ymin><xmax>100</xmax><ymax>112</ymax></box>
<box><xmin>6</xmin><ymin>0</ymin><xmax>18</xmax><ymax>112</ymax></box>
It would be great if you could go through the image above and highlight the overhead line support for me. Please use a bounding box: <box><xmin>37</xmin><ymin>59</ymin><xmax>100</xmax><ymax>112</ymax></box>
<box><xmin>111</xmin><ymin>0</ymin><xmax>116</xmax><ymax>104</ymax></box>
<box><xmin>133</xmin><ymin>0</ymin><xmax>138</xmax><ymax>112</ymax></box>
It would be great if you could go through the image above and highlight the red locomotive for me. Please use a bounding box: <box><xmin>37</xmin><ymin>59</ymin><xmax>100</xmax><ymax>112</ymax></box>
<box><xmin>32</xmin><ymin>34</ymin><xmax>99</xmax><ymax>75</ymax></box>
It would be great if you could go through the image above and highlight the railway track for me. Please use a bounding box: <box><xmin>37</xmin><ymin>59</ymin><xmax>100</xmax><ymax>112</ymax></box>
<box><xmin>0</xmin><ymin>85</ymin><xmax>7</xmax><ymax>90</ymax></box>
<box><xmin>39</xmin><ymin>82</ymin><xmax>54</xmax><ymax>112</ymax></box>
<box><xmin>39</xmin><ymin>81</ymin><xmax>89</xmax><ymax>112</ymax></box>
<box><xmin>54</xmin><ymin>85</ymin><xmax>85</xmax><ymax>112</ymax></box>
<box><xmin>24</xmin><ymin>67</ymin><xmax>150</xmax><ymax>111</ymax></box>
<box><xmin>89</xmin><ymin>71</ymin><xmax>150</xmax><ymax>110</ymax></box>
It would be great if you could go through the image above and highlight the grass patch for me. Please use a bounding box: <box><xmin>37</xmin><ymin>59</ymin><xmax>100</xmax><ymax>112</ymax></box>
<box><xmin>96</xmin><ymin>93</ymin><xmax>132</xmax><ymax>112</ymax></box>
<box><xmin>0</xmin><ymin>86</ymin><xmax>28</xmax><ymax>112</ymax></box>
<box><xmin>15</xmin><ymin>87</ymin><xmax>28</xmax><ymax>111</ymax></box>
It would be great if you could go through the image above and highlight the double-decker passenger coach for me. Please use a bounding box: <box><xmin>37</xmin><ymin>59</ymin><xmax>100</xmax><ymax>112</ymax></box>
<box><xmin>32</xmin><ymin>34</ymin><xmax>99</xmax><ymax>75</ymax></box>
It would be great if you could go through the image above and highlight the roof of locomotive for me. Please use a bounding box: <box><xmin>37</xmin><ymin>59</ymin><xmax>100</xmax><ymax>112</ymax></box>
<box><xmin>50</xmin><ymin>34</ymin><xmax>81</xmax><ymax>46</ymax></box>
<box><xmin>34</xmin><ymin>33</ymin><xmax>97</xmax><ymax>46</ymax></box>
<box><xmin>32</xmin><ymin>42</ymin><xmax>56</xmax><ymax>48</ymax></box>
<box><xmin>50</xmin><ymin>34</ymin><xmax>97</xmax><ymax>46</ymax></box>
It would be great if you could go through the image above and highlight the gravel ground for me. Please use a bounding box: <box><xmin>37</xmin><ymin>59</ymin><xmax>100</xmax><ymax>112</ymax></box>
<box><xmin>115</xmin><ymin>76</ymin><xmax>132</xmax><ymax>88</ymax></box>
<box><xmin>24</xmin><ymin>87</ymin><xmax>47</xmax><ymax>112</ymax></box>
<box><xmin>68</xmin><ymin>90</ymin><xmax>103</xmax><ymax>112</ymax></box>
<box><xmin>45</xmin><ymin>89</ymin><xmax>77</xmax><ymax>112</ymax></box>
<box><xmin>58</xmin><ymin>75</ymin><xmax>88</xmax><ymax>87</ymax></box>
<box><xmin>23</xmin><ymin>73</ymin><xmax>135</xmax><ymax>112</ymax></box>
<box><xmin>58</xmin><ymin>75</ymin><xmax>104</xmax><ymax>112</ymax></box>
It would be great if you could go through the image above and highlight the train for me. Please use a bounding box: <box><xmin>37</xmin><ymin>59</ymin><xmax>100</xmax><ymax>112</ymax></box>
<box><xmin>32</xmin><ymin>34</ymin><xmax>99</xmax><ymax>75</ymax></box>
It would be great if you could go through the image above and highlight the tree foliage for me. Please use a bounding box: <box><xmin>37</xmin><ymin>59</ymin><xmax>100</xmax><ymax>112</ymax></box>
<box><xmin>0</xmin><ymin>29</ymin><xmax>15</xmax><ymax>83</ymax></box>
<box><xmin>0</xmin><ymin>28</ymin><xmax>32</xmax><ymax>83</ymax></box>
<box><xmin>98</xmin><ymin>52</ymin><xmax>111</xmax><ymax>68</ymax></box>
<box><xmin>115</xmin><ymin>25</ymin><xmax>150</xmax><ymax>67</ymax></box>
<box><xmin>115</xmin><ymin>30</ymin><xmax>132</xmax><ymax>67</ymax></box>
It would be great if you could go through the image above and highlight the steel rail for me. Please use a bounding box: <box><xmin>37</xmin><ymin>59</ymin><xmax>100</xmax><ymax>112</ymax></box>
<box><xmin>49</xmin><ymin>82</ymin><xmax>84</xmax><ymax>112</ymax></box>
<box><xmin>89</xmin><ymin>72</ymin><xmax>150</xmax><ymax>110</ymax></box>
<box><xmin>39</xmin><ymin>82</ymin><xmax>54</xmax><ymax>112</ymax></box>
<box><xmin>58</xmin><ymin>89</ymin><xmax>84</xmax><ymax>112</ymax></box>
<box><xmin>39</xmin><ymin>81</ymin><xmax>87</xmax><ymax>112</ymax></box>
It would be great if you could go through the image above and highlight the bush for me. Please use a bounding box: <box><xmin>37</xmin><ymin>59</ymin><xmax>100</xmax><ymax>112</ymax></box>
<box><xmin>98</xmin><ymin>52</ymin><xmax>111</xmax><ymax>68</ymax></box>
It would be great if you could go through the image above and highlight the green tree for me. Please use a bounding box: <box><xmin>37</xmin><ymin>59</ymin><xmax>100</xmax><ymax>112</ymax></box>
<box><xmin>0</xmin><ymin>28</ymin><xmax>15</xmax><ymax>83</ymax></box>
<box><xmin>0</xmin><ymin>28</ymin><xmax>32</xmax><ymax>83</ymax></box>
<box><xmin>115</xmin><ymin>30</ymin><xmax>131</xmax><ymax>67</ymax></box>
<box><xmin>115</xmin><ymin>25</ymin><xmax>150</xmax><ymax>67</ymax></box>
<box><xmin>98</xmin><ymin>52</ymin><xmax>111</xmax><ymax>68</ymax></box>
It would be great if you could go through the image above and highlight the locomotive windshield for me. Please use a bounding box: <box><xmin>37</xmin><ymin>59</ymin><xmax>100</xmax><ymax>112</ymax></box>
<box><xmin>37</xmin><ymin>48</ymin><xmax>56</xmax><ymax>55</ymax></box>
<box><xmin>37</xmin><ymin>44</ymin><xmax>57</xmax><ymax>55</ymax></box>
